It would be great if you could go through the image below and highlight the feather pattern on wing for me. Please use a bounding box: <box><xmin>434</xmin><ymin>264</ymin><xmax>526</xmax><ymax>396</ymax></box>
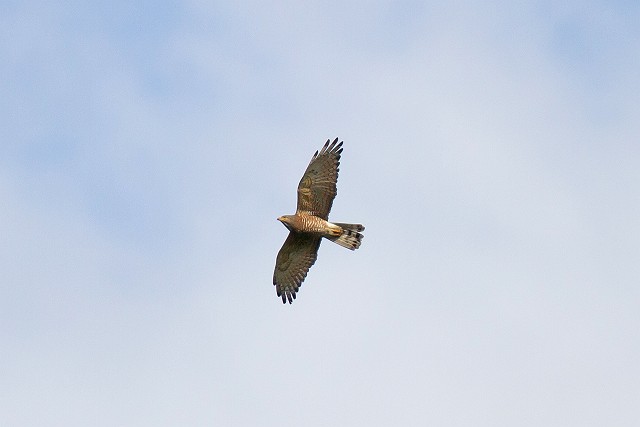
<box><xmin>273</xmin><ymin>232</ymin><xmax>322</xmax><ymax>304</ymax></box>
<box><xmin>296</xmin><ymin>138</ymin><xmax>343</xmax><ymax>219</ymax></box>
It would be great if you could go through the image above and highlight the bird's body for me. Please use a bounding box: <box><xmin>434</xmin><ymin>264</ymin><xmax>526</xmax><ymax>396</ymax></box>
<box><xmin>273</xmin><ymin>138</ymin><xmax>364</xmax><ymax>304</ymax></box>
<box><xmin>278</xmin><ymin>214</ymin><xmax>342</xmax><ymax>236</ymax></box>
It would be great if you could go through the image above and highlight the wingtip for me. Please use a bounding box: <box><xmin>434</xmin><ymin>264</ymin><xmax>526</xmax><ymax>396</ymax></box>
<box><xmin>327</xmin><ymin>137</ymin><xmax>343</xmax><ymax>154</ymax></box>
<box><xmin>278</xmin><ymin>289</ymin><xmax>295</xmax><ymax>304</ymax></box>
<box><xmin>285</xmin><ymin>291</ymin><xmax>294</xmax><ymax>304</ymax></box>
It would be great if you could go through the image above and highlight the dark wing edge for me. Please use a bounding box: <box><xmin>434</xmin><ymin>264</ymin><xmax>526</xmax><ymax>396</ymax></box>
<box><xmin>309</xmin><ymin>138</ymin><xmax>343</xmax><ymax>168</ymax></box>
<box><xmin>296</xmin><ymin>138</ymin><xmax>343</xmax><ymax>219</ymax></box>
<box><xmin>273</xmin><ymin>232</ymin><xmax>322</xmax><ymax>304</ymax></box>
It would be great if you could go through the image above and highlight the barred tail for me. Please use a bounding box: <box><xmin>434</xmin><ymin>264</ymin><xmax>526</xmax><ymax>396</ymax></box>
<box><xmin>328</xmin><ymin>223</ymin><xmax>365</xmax><ymax>250</ymax></box>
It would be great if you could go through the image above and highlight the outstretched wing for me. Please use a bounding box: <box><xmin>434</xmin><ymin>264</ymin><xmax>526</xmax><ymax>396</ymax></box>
<box><xmin>296</xmin><ymin>138</ymin><xmax>343</xmax><ymax>219</ymax></box>
<box><xmin>273</xmin><ymin>232</ymin><xmax>322</xmax><ymax>304</ymax></box>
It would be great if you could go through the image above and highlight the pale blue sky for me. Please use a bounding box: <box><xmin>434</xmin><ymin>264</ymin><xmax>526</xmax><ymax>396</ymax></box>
<box><xmin>1</xmin><ymin>1</ymin><xmax>639</xmax><ymax>426</ymax></box>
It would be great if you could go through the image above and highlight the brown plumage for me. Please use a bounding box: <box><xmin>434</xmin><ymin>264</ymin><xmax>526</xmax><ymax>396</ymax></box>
<box><xmin>273</xmin><ymin>138</ymin><xmax>364</xmax><ymax>304</ymax></box>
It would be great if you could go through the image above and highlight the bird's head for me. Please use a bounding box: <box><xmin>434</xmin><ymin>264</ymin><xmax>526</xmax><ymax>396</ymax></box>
<box><xmin>277</xmin><ymin>215</ymin><xmax>294</xmax><ymax>231</ymax></box>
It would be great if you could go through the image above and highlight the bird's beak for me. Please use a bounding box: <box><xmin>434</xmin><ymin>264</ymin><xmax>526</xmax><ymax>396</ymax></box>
<box><xmin>277</xmin><ymin>216</ymin><xmax>283</xmax><ymax>222</ymax></box>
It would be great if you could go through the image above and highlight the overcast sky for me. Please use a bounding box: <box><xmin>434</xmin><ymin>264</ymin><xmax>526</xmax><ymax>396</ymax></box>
<box><xmin>1</xmin><ymin>1</ymin><xmax>639</xmax><ymax>426</ymax></box>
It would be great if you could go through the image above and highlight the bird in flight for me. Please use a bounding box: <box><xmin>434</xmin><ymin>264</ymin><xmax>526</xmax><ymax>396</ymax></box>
<box><xmin>273</xmin><ymin>138</ymin><xmax>364</xmax><ymax>304</ymax></box>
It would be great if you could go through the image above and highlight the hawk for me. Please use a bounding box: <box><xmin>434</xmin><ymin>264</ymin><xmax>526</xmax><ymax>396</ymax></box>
<box><xmin>273</xmin><ymin>138</ymin><xmax>364</xmax><ymax>304</ymax></box>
